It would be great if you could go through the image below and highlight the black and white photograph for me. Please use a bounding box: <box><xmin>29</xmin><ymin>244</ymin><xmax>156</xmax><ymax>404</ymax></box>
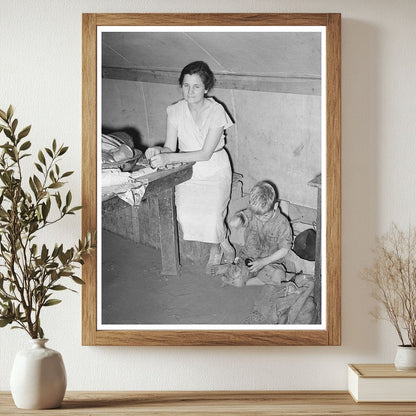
<box><xmin>97</xmin><ymin>26</ymin><xmax>326</xmax><ymax>331</ymax></box>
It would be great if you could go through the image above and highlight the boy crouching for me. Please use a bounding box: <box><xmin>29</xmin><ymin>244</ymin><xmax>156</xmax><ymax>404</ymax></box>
<box><xmin>212</xmin><ymin>181</ymin><xmax>293</xmax><ymax>287</ymax></box>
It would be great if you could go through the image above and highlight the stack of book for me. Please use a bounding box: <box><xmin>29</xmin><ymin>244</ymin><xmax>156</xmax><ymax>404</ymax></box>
<box><xmin>348</xmin><ymin>364</ymin><xmax>416</xmax><ymax>402</ymax></box>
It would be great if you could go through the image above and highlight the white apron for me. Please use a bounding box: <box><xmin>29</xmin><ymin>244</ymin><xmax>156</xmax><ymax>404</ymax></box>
<box><xmin>168</xmin><ymin>99</ymin><xmax>233</xmax><ymax>243</ymax></box>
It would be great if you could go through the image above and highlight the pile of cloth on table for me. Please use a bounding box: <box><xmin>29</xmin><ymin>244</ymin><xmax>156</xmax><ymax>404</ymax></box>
<box><xmin>101</xmin><ymin>133</ymin><xmax>155</xmax><ymax>206</ymax></box>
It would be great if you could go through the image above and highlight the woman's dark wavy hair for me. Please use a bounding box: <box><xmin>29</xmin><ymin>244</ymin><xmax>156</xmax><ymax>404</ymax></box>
<box><xmin>178</xmin><ymin>61</ymin><xmax>215</xmax><ymax>92</ymax></box>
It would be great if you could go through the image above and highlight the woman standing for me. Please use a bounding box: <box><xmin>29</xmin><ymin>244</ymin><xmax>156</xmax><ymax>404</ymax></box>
<box><xmin>145</xmin><ymin>61</ymin><xmax>235</xmax><ymax>271</ymax></box>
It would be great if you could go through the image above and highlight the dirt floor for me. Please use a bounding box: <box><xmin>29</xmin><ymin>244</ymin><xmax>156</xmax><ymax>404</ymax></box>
<box><xmin>101</xmin><ymin>230</ymin><xmax>262</xmax><ymax>325</ymax></box>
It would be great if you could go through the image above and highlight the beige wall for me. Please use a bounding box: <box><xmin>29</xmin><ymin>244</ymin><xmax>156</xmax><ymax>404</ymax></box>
<box><xmin>1</xmin><ymin>0</ymin><xmax>416</xmax><ymax>391</ymax></box>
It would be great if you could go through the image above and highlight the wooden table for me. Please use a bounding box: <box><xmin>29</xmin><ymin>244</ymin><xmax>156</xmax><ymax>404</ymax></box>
<box><xmin>2</xmin><ymin>391</ymin><xmax>416</xmax><ymax>415</ymax></box>
<box><xmin>102</xmin><ymin>163</ymin><xmax>193</xmax><ymax>275</ymax></box>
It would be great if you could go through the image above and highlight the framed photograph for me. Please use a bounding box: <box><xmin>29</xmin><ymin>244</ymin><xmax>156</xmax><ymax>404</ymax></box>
<box><xmin>82</xmin><ymin>13</ymin><xmax>341</xmax><ymax>346</ymax></box>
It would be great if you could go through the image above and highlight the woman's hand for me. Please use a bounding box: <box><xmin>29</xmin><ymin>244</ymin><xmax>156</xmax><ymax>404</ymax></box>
<box><xmin>248</xmin><ymin>258</ymin><xmax>267</xmax><ymax>274</ymax></box>
<box><xmin>145</xmin><ymin>146</ymin><xmax>162</xmax><ymax>160</ymax></box>
<box><xmin>149</xmin><ymin>153</ymin><xmax>171</xmax><ymax>169</ymax></box>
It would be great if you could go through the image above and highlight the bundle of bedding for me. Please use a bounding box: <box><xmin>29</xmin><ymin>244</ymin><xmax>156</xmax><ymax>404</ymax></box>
<box><xmin>101</xmin><ymin>133</ymin><xmax>155</xmax><ymax>205</ymax></box>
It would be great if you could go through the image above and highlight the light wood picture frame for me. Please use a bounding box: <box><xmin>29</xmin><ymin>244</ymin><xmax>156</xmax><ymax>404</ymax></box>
<box><xmin>82</xmin><ymin>13</ymin><xmax>341</xmax><ymax>346</ymax></box>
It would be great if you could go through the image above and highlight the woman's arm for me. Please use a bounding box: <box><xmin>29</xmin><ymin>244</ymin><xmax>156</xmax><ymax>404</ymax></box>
<box><xmin>149</xmin><ymin>126</ymin><xmax>223</xmax><ymax>169</ymax></box>
<box><xmin>163</xmin><ymin>119</ymin><xmax>179</xmax><ymax>152</ymax></box>
<box><xmin>144</xmin><ymin>120</ymin><xmax>178</xmax><ymax>159</ymax></box>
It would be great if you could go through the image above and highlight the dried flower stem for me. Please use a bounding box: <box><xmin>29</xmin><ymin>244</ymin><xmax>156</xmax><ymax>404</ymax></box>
<box><xmin>363</xmin><ymin>223</ymin><xmax>416</xmax><ymax>346</ymax></box>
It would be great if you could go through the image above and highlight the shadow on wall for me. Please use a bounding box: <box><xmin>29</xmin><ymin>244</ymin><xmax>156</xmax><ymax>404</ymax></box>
<box><xmin>212</xmin><ymin>96</ymin><xmax>235</xmax><ymax>124</ymax></box>
<box><xmin>341</xmin><ymin>19</ymin><xmax>381</xmax><ymax>355</ymax></box>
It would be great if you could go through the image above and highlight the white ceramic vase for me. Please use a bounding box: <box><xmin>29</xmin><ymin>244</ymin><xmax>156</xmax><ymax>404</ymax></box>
<box><xmin>10</xmin><ymin>338</ymin><xmax>67</xmax><ymax>409</ymax></box>
<box><xmin>394</xmin><ymin>345</ymin><xmax>416</xmax><ymax>371</ymax></box>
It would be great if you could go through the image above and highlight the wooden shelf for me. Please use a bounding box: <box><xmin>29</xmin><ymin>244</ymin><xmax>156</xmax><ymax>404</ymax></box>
<box><xmin>2</xmin><ymin>391</ymin><xmax>416</xmax><ymax>415</ymax></box>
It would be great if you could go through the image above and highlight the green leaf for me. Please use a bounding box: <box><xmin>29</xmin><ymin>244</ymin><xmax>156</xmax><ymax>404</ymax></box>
<box><xmin>51</xmin><ymin>244</ymin><xmax>59</xmax><ymax>258</ymax></box>
<box><xmin>1</xmin><ymin>244</ymin><xmax>9</xmax><ymax>254</ymax></box>
<box><xmin>33</xmin><ymin>175</ymin><xmax>43</xmax><ymax>192</ymax></box>
<box><xmin>69</xmin><ymin>206</ymin><xmax>82</xmax><ymax>213</ymax></box>
<box><xmin>61</xmin><ymin>171</ymin><xmax>74</xmax><ymax>178</ymax></box>
<box><xmin>0</xmin><ymin>317</ymin><xmax>13</xmax><ymax>327</ymax></box>
<box><xmin>65</xmin><ymin>191</ymin><xmax>72</xmax><ymax>207</ymax></box>
<box><xmin>38</xmin><ymin>325</ymin><xmax>44</xmax><ymax>339</ymax></box>
<box><xmin>29</xmin><ymin>221</ymin><xmax>39</xmax><ymax>234</ymax></box>
<box><xmin>19</xmin><ymin>140</ymin><xmax>31</xmax><ymax>151</ymax></box>
<box><xmin>6</xmin><ymin>105</ymin><xmax>14</xmax><ymax>122</ymax></box>
<box><xmin>29</xmin><ymin>177</ymin><xmax>38</xmax><ymax>197</ymax></box>
<box><xmin>0</xmin><ymin>142</ymin><xmax>12</xmax><ymax>149</ymax></box>
<box><xmin>17</xmin><ymin>125</ymin><xmax>31</xmax><ymax>140</ymax></box>
<box><xmin>58</xmin><ymin>250</ymin><xmax>67</xmax><ymax>264</ymax></box>
<box><xmin>41</xmin><ymin>202</ymin><xmax>50</xmax><ymax>220</ymax></box>
<box><xmin>31</xmin><ymin>244</ymin><xmax>38</xmax><ymax>256</ymax></box>
<box><xmin>50</xmin><ymin>285</ymin><xmax>68</xmax><ymax>291</ymax></box>
<box><xmin>48</xmin><ymin>182</ymin><xmax>64</xmax><ymax>189</ymax></box>
<box><xmin>41</xmin><ymin>244</ymin><xmax>48</xmax><ymax>262</ymax></box>
<box><xmin>34</xmin><ymin>162</ymin><xmax>43</xmax><ymax>173</ymax></box>
<box><xmin>0</xmin><ymin>293</ymin><xmax>12</xmax><ymax>302</ymax></box>
<box><xmin>43</xmin><ymin>299</ymin><xmax>62</xmax><ymax>307</ymax></box>
<box><xmin>56</xmin><ymin>244</ymin><xmax>63</xmax><ymax>257</ymax></box>
<box><xmin>0</xmin><ymin>109</ymin><xmax>7</xmax><ymax>121</ymax></box>
<box><xmin>4</xmin><ymin>129</ymin><xmax>12</xmax><ymax>140</ymax></box>
<box><xmin>55</xmin><ymin>192</ymin><xmax>62</xmax><ymax>209</ymax></box>
<box><xmin>58</xmin><ymin>146</ymin><xmax>68</xmax><ymax>156</ymax></box>
<box><xmin>45</xmin><ymin>148</ymin><xmax>53</xmax><ymax>158</ymax></box>
<box><xmin>11</xmin><ymin>118</ymin><xmax>18</xmax><ymax>133</ymax></box>
<box><xmin>71</xmin><ymin>276</ymin><xmax>85</xmax><ymax>285</ymax></box>
<box><xmin>38</xmin><ymin>150</ymin><xmax>46</xmax><ymax>165</ymax></box>
<box><xmin>52</xmin><ymin>139</ymin><xmax>57</xmax><ymax>152</ymax></box>
<box><xmin>50</xmin><ymin>270</ymin><xmax>58</xmax><ymax>281</ymax></box>
<box><xmin>37</xmin><ymin>190</ymin><xmax>47</xmax><ymax>200</ymax></box>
